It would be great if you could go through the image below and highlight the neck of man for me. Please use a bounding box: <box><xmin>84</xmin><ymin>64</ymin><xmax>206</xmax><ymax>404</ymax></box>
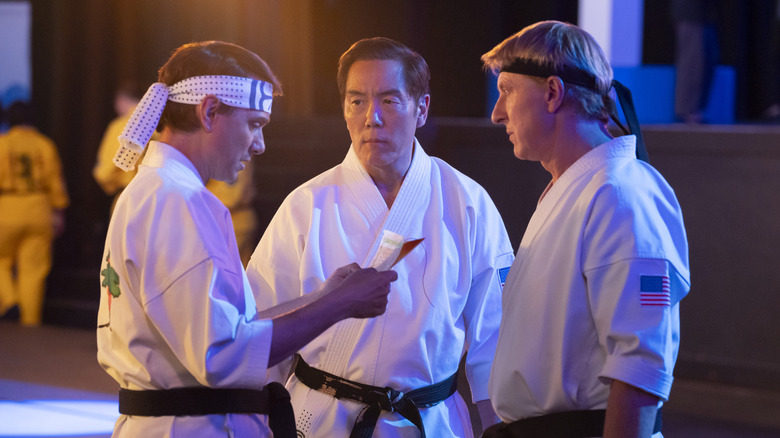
<box><xmin>370</xmin><ymin>167</ymin><xmax>406</xmax><ymax>209</ymax></box>
<box><xmin>158</xmin><ymin>128</ymin><xmax>210</xmax><ymax>184</ymax></box>
<box><xmin>364</xmin><ymin>141</ymin><xmax>415</xmax><ymax>209</ymax></box>
<box><xmin>542</xmin><ymin>113</ymin><xmax>613</xmax><ymax>183</ymax></box>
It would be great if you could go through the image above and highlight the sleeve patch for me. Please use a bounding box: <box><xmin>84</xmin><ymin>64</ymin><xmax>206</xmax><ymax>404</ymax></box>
<box><xmin>640</xmin><ymin>275</ymin><xmax>670</xmax><ymax>307</ymax></box>
<box><xmin>497</xmin><ymin>266</ymin><xmax>511</xmax><ymax>288</ymax></box>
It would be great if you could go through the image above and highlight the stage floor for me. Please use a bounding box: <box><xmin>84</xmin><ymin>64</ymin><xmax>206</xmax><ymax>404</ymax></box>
<box><xmin>2</xmin><ymin>321</ymin><xmax>780</xmax><ymax>437</ymax></box>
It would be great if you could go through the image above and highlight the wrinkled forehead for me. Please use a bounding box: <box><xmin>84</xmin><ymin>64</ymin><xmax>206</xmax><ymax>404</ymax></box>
<box><xmin>346</xmin><ymin>59</ymin><xmax>409</xmax><ymax>94</ymax></box>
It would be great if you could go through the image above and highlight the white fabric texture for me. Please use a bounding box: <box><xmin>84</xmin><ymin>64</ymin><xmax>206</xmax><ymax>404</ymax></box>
<box><xmin>114</xmin><ymin>75</ymin><xmax>273</xmax><ymax>171</ymax></box>
<box><xmin>247</xmin><ymin>139</ymin><xmax>514</xmax><ymax>438</ymax></box>
<box><xmin>489</xmin><ymin>135</ymin><xmax>690</xmax><ymax>438</ymax></box>
<box><xmin>97</xmin><ymin>141</ymin><xmax>273</xmax><ymax>437</ymax></box>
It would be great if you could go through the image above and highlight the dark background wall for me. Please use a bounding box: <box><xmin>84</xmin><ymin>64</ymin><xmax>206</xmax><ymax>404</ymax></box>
<box><xmin>6</xmin><ymin>0</ymin><xmax>779</xmax><ymax>394</ymax></box>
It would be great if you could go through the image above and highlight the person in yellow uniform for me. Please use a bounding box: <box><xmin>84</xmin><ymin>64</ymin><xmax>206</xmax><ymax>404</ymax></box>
<box><xmin>94</xmin><ymin>83</ymin><xmax>258</xmax><ymax>266</ymax></box>
<box><xmin>93</xmin><ymin>82</ymin><xmax>144</xmax><ymax>209</ymax></box>
<box><xmin>0</xmin><ymin>101</ymin><xmax>69</xmax><ymax>325</ymax></box>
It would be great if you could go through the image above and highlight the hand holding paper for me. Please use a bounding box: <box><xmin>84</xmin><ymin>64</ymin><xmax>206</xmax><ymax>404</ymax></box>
<box><xmin>257</xmin><ymin>231</ymin><xmax>422</xmax><ymax>320</ymax></box>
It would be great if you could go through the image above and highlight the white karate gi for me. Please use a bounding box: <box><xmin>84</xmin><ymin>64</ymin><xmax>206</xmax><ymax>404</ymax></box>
<box><xmin>97</xmin><ymin>141</ymin><xmax>274</xmax><ymax>437</ymax></box>
<box><xmin>247</xmin><ymin>139</ymin><xmax>514</xmax><ymax>438</ymax></box>
<box><xmin>490</xmin><ymin>136</ymin><xmax>690</xmax><ymax>438</ymax></box>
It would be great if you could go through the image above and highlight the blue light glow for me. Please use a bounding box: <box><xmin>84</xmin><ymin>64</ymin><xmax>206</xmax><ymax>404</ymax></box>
<box><xmin>0</xmin><ymin>399</ymin><xmax>117</xmax><ymax>437</ymax></box>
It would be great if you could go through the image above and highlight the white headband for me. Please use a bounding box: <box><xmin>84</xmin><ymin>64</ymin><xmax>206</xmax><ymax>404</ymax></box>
<box><xmin>113</xmin><ymin>75</ymin><xmax>274</xmax><ymax>171</ymax></box>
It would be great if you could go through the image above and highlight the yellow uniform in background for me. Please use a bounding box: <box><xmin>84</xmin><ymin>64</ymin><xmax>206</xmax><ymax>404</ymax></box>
<box><xmin>93</xmin><ymin>117</ymin><xmax>257</xmax><ymax>266</ymax></box>
<box><xmin>0</xmin><ymin>126</ymin><xmax>70</xmax><ymax>325</ymax></box>
<box><xmin>93</xmin><ymin>113</ymin><xmax>137</xmax><ymax>200</ymax></box>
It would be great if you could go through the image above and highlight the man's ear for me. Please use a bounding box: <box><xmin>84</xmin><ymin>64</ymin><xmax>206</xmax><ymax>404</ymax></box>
<box><xmin>197</xmin><ymin>95</ymin><xmax>221</xmax><ymax>132</ymax></box>
<box><xmin>416</xmin><ymin>94</ymin><xmax>431</xmax><ymax>128</ymax></box>
<box><xmin>545</xmin><ymin>76</ymin><xmax>566</xmax><ymax>113</ymax></box>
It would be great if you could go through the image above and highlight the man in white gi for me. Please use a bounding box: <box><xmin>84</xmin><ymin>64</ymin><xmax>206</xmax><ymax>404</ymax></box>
<box><xmin>97</xmin><ymin>41</ymin><xmax>397</xmax><ymax>438</ymax></box>
<box><xmin>481</xmin><ymin>21</ymin><xmax>691</xmax><ymax>438</ymax></box>
<box><xmin>246</xmin><ymin>37</ymin><xmax>514</xmax><ymax>438</ymax></box>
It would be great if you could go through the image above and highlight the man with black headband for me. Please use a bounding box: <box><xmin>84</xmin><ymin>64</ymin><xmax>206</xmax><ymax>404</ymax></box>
<box><xmin>96</xmin><ymin>41</ymin><xmax>397</xmax><ymax>438</ymax></box>
<box><xmin>481</xmin><ymin>21</ymin><xmax>690</xmax><ymax>438</ymax></box>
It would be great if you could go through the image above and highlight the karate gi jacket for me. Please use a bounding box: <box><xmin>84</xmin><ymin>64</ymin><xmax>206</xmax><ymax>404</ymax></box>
<box><xmin>97</xmin><ymin>141</ymin><xmax>273</xmax><ymax>437</ymax></box>
<box><xmin>247</xmin><ymin>139</ymin><xmax>514</xmax><ymax>437</ymax></box>
<box><xmin>94</xmin><ymin>118</ymin><xmax>256</xmax><ymax>264</ymax></box>
<box><xmin>490</xmin><ymin>136</ymin><xmax>691</xmax><ymax>438</ymax></box>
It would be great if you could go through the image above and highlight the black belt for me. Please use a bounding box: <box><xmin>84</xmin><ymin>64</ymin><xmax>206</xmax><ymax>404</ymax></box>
<box><xmin>293</xmin><ymin>354</ymin><xmax>457</xmax><ymax>438</ymax></box>
<box><xmin>482</xmin><ymin>407</ymin><xmax>663</xmax><ymax>438</ymax></box>
<box><xmin>118</xmin><ymin>382</ymin><xmax>295</xmax><ymax>438</ymax></box>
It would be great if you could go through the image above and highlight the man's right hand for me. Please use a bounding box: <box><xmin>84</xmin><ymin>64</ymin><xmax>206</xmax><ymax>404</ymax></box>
<box><xmin>324</xmin><ymin>265</ymin><xmax>397</xmax><ymax>319</ymax></box>
<box><xmin>267</xmin><ymin>265</ymin><xmax>397</xmax><ymax>367</ymax></box>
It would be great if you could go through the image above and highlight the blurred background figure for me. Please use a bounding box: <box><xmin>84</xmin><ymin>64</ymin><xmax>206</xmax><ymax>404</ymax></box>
<box><xmin>93</xmin><ymin>81</ymin><xmax>145</xmax><ymax>210</ymax></box>
<box><xmin>0</xmin><ymin>101</ymin><xmax>69</xmax><ymax>326</ymax></box>
<box><xmin>671</xmin><ymin>0</ymin><xmax>719</xmax><ymax>124</ymax></box>
<box><xmin>93</xmin><ymin>82</ymin><xmax>258</xmax><ymax>266</ymax></box>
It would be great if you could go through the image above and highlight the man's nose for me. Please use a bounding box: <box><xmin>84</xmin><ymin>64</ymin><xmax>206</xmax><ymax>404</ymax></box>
<box><xmin>365</xmin><ymin>101</ymin><xmax>383</xmax><ymax>127</ymax></box>
<box><xmin>251</xmin><ymin>134</ymin><xmax>266</xmax><ymax>155</ymax></box>
<box><xmin>491</xmin><ymin>99</ymin><xmax>507</xmax><ymax>125</ymax></box>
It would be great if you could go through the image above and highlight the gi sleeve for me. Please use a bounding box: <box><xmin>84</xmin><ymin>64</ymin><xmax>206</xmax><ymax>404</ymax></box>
<box><xmin>586</xmin><ymin>258</ymin><xmax>687</xmax><ymax>400</ymax></box>
<box><xmin>582</xmin><ymin>177</ymin><xmax>690</xmax><ymax>401</ymax></box>
<box><xmin>461</xmin><ymin>194</ymin><xmax>514</xmax><ymax>402</ymax></box>
<box><xmin>144</xmin><ymin>257</ymin><xmax>272</xmax><ymax>388</ymax></box>
<box><xmin>246</xmin><ymin>193</ymin><xmax>312</xmax><ymax>382</ymax></box>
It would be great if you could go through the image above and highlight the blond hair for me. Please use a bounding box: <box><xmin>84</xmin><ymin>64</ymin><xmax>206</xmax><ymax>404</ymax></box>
<box><xmin>482</xmin><ymin>21</ymin><xmax>614</xmax><ymax>121</ymax></box>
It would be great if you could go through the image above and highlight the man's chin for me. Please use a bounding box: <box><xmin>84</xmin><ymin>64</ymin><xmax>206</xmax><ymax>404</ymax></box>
<box><xmin>216</xmin><ymin>172</ymin><xmax>239</xmax><ymax>184</ymax></box>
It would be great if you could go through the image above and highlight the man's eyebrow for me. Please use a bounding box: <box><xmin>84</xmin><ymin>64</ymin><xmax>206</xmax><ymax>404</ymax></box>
<box><xmin>378</xmin><ymin>88</ymin><xmax>404</xmax><ymax>96</ymax></box>
<box><xmin>346</xmin><ymin>89</ymin><xmax>405</xmax><ymax>97</ymax></box>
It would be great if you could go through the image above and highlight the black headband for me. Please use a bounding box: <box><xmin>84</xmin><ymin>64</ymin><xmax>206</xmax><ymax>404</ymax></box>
<box><xmin>499</xmin><ymin>58</ymin><xmax>649</xmax><ymax>163</ymax></box>
<box><xmin>500</xmin><ymin>58</ymin><xmax>600</xmax><ymax>93</ymax></box>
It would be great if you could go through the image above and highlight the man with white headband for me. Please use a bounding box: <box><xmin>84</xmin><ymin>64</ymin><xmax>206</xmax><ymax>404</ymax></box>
<box><xmin>96</xmin><ymin>41</ymin><xmax>397</xmax><ymax>438</ymax></box>
<box><xmin>480</xmin><ymin>21</ymin><xmax>691</xmax><ymax>438</ymax></box>
<box><xmin>247</xmin><ymin>37</ymin><xmax>513</xmax><ymax>438</ymax></box>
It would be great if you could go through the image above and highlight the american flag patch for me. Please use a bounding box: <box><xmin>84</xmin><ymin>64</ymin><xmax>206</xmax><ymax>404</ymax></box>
<box><xmin>640</xmin><ymin>275</ymin><xmax>671</xmax><ymax>306</ymax></box>
<box><xmin>497</xmin><ymin>267</ymin><xmax>510</xmax><ymax>288</ymax></box>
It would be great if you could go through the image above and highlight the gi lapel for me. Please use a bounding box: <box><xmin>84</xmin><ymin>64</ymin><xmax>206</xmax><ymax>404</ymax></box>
<box><xmin>505</xmin><ymin>144</ymin><xmax>605</xmax><ymax>290</ymax></box>
<box><xmin>297</xmin><ymin>140</ymin><xmax>431</xmax><ymax>436</ymax></box>
<box><xmin>320</xmin><ymin>139</ymin><xmax>431</xmax><ymax>377</ymax></box>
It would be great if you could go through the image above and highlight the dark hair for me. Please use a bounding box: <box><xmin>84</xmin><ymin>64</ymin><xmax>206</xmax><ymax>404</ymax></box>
<box><xmin>7</xmin><ymin>101</ymin><xmax>34</xmax><ymax>127</ymax></box>
<box><xmin>337</xmin><ymin>37</ymin><xmax>430</xmax><ymax>104</ymax></box>
<box><xmin>157</xmin><ymin>41</ymin><xmax>283</xmax><ymax>132</ymax></box>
